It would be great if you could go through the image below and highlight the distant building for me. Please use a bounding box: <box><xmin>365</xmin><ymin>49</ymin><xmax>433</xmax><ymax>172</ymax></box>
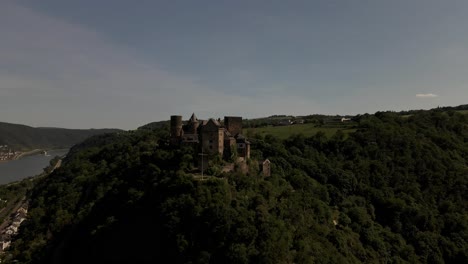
<box><xmin>277</xmin><ymin>119</ymin><xmax>292</xmax><ymax>126</ymax></box>
<box><xmin>294</xmin><ymin>119</ymin><xmax>305</xmax><ymax>124</ymax></box>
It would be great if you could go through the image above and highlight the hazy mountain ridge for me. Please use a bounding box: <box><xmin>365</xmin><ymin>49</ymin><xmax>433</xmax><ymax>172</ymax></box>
<box><xmin>0</xmin><ymin>121</ymin><xmax>122</xmax><ymax>151</ymax></box>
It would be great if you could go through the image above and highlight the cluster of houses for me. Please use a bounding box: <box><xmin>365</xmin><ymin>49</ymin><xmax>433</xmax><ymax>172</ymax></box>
<box><xmin>0</xmin><ymin>204</ymin><xmax>28</xmax><ymax>253</ymax></box>
<box><xmin>0</xmin><ymin>146</ymin><xmax>19</xmax><ymax>162</ymax></box>
<box><xmin>324</xmin><ymin>117</ymin><xmax>353</xmax><ymax>124</ymax></box>
<box><xmin>275</xmin><ymin>117</ymin><xmax>352</xmax><ymax>126</ymax></box>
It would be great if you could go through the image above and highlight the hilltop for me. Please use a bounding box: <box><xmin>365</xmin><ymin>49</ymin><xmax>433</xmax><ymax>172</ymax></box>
<box><xmin>139</xmin><ymin>104</ymin><xmax>468</xmax><ymax>141</ymax></box>
<box><xmin>0</xmin><ymin>122</ymin><xmax>121</xmax><ymax>151</ymax></box>
<box><xmin>1</xmin><ymin>105</ymin><xmax>466</xmax><ymax>263</ymax></box>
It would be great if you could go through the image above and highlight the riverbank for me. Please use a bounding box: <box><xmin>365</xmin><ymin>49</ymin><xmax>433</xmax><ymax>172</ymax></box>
<box><xmin>0</xmin><ymin>148</ymin><xmax>69</xmax><ymax>164</ymax></box>
<box><xmin>0</xmin><ymin>149</ymin><xmax>69</xmax><ymax>185</ymax></box>
<box><xmin>13</xmin><ymin>149</ymin><xmax>44</xmax><ymax>160</ymax></box>
<box><xmin>0</xmin><ymin>155</ymin><xmax>66</xmax><ymax>256</ymax></box>
<box><xmin>0</xmin><ymin>149</ymin><xmax>43</xmax><ymax>163</ymax></box>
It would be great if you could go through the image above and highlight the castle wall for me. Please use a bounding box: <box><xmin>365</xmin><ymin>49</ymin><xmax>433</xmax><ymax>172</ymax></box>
<box><xmin>237</xmin><ymin>143</ymin><xmax>250</xmax><ymax>159</ymax></box>
<box><xmin>185</xmin><ymin>121</ymin><xmax>199</xmax><ymax>134</ymax></box>
<box><xmin>201</xmin><ymin>120</ymin><xmax>224</xmax><ymax>155</ymax></box>
<box><xmin>182</xmin><ymin>133</ymin><xmax>199</xmax><ymax>143</ymax></box>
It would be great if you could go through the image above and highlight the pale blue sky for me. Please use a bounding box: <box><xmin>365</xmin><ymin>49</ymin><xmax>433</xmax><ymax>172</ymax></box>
<box><xmin>1</xmin><ymin>0</ymin><xmax>467</xmax><ymax>129</ymax></box>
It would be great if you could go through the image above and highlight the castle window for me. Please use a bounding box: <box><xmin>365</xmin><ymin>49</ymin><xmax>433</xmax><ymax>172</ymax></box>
<box><xmin>209</xmin><ymin>140</ymin><xmax>213</xmax><ymax>143</ymax></box>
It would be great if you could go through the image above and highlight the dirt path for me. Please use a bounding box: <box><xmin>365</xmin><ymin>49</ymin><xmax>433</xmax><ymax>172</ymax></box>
<box><xmin>52</xmin><ymin>159</ymin><xmax>62</xmax><ymax>171</ymax></box>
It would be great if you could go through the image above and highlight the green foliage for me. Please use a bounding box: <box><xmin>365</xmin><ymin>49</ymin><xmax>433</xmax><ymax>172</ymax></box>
<box><xmin>244</xmin><ymin>123</ymin><xmax>356</xmax><ymax>140</ymax></box>
<box><xmin>0</xmin><ymin>181</ymin><xmax>32</xmax><ymax>214</ymax></box>
<box><xmin>4</xmin><ymin>108</ymin><xmax>468</xmax><ymax>263</ymax></box>
<box><xmin>229</xmin><ymin>144</ymin><xmax>238</xmax><ymax>162</ymax></box>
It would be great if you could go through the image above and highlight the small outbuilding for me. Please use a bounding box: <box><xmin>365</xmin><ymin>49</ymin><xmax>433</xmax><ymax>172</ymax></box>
<box><xmin>260</xmin><ymin>159</ymin><xmax>271</xmax><ymax>177</ymax></box>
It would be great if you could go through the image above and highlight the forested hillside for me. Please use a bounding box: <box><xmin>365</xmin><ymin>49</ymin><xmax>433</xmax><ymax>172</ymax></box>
<box><xmin>0</xmin><ymin>122</ymin><xmax>121</xmax><ymax>150</ymax></box>
<box><xmin>3</xmin><ymin>109</ymin><xmax>468</xmax><ymax>263</ymax></box>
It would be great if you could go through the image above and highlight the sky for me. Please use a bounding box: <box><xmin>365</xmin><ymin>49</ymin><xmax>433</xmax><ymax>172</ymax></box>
<box><xmin>1</xmin><ymin>0</ymin><xmax>467</xmax><ymax>129</ymax></box>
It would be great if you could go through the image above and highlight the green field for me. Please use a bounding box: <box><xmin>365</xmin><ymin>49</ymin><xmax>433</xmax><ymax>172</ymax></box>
<box><xmin>244</xmin><ymin>123</ymin><xmax>357</xmax><ymax>139</ymax></box>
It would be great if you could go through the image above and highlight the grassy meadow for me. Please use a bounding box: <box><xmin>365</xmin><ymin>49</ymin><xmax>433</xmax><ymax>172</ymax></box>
<box><xmin>244</xmin><ymin>123</ymin><xmax>357</xmax><ymax>139</ymax></box>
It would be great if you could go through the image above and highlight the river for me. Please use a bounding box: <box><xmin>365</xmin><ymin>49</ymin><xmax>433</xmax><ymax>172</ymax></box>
<box><xmin>0</xmin><ymin>149</ymin><xmax>68</xmax><ymax>185</ymax></box>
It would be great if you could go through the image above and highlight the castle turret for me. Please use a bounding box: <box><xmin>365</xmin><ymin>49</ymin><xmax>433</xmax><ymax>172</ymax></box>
<box><xmin>170</xmin><ymin>115</ymin><xmax>183</xmax><ymax>138</ymax></box>
<box><xmin>187</xmin><ymin>113</ymin><xmax>199</xmax><ymax>134</ymax></box>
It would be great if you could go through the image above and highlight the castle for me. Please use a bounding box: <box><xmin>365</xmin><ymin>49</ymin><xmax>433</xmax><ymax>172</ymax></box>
<box><xmin>170</xmin><ymin>114</ymin><xmax>250</xmax><ymax>160</ymax></box>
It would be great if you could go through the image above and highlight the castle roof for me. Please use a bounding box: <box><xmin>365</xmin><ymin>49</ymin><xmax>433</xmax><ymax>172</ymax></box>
<box><xmin>189</xmin><ymin>113</ymin><xmax>198</xmax><ymax>123</ymax></box>
<box><xmin>208</xmin><ymin>118</ymin><xmax>221</xmax><ymax>126</ymax></box>
<box><xmin>199</xmin><ymin>118</ymin><xmax>221</xmax><ymax>127</ymax></box>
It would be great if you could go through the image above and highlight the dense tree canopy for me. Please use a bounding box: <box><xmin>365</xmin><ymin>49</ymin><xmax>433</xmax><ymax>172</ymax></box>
<box><xmin>3</xmin><ymin>109</ymin><xmax>468</xmax><ymax>263</ymax></box>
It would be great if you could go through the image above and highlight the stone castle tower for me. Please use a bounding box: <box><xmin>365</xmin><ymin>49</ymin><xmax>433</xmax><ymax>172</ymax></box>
<box><xmin>170</xmin><ymin>115</ymin><xmax>183</xmax><ymax>144</ymax></box>
<box><xmin>169</xmin><ymin>113</ymin><xmax>250</xmax><ymax>159</ymax></box>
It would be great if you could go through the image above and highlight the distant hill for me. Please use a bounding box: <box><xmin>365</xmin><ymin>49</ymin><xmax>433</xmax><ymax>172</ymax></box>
<box><xmin>433</xmin><ymin>104</ymin><xmax>468</xmax><ymax>112</ymax></box>
<box><xmin>0</xmin><ymin>122</ymin><xmax>122</xmax><ymax>150</ymax></box>
<box><xmin>137</xmin><ymin>120</ymin><xmax>169</xmax><ymax>130</ymax></box>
